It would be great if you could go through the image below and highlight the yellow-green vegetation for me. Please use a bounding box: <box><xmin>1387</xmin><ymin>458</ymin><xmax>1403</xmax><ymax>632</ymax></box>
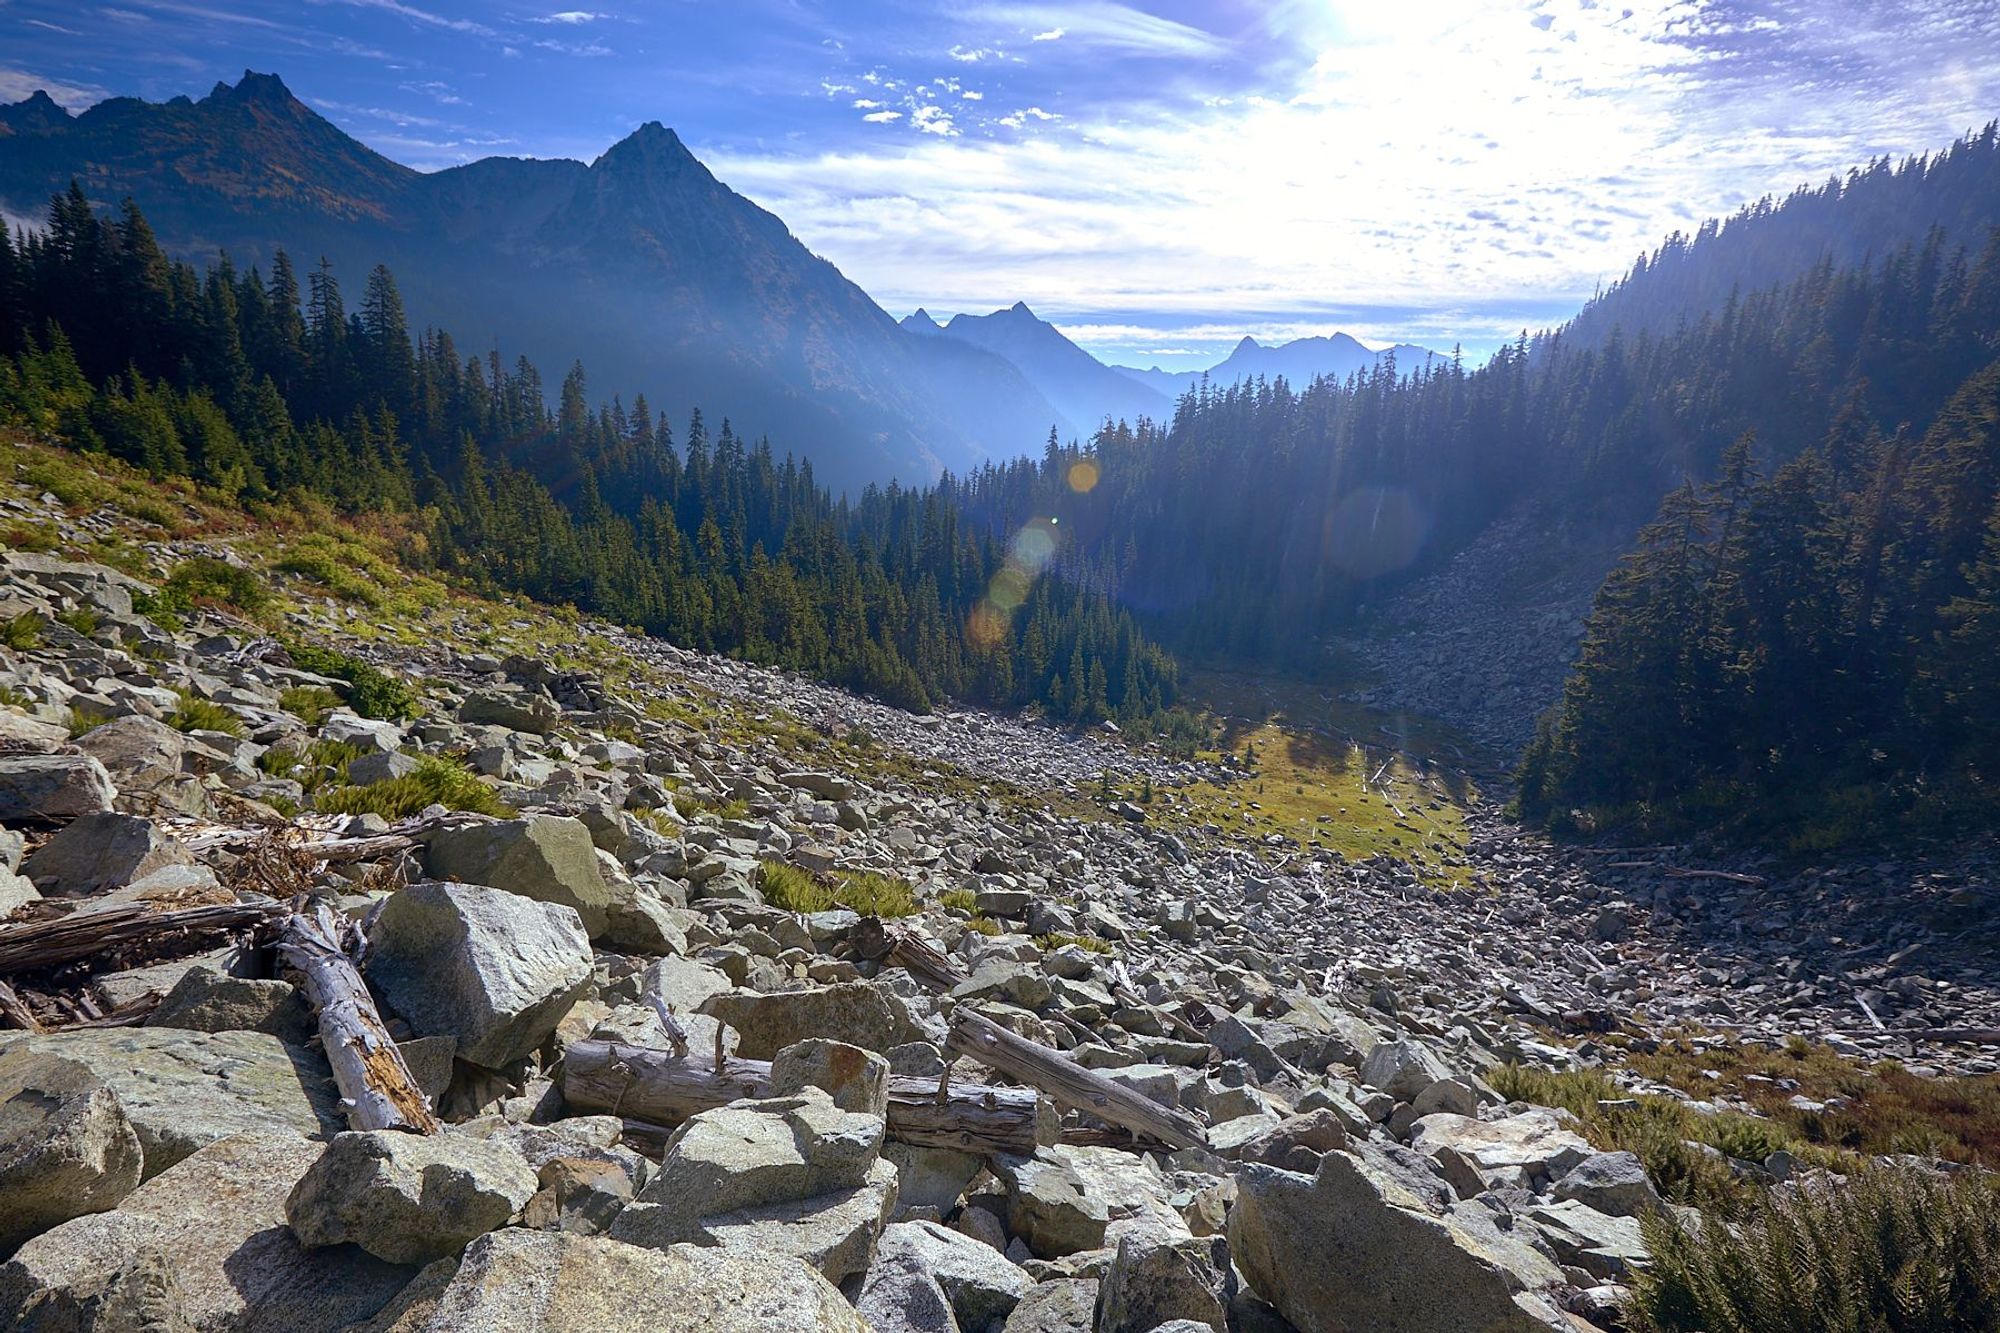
<box><xmin>1626</xmin><ymin>1037</ymin><xmax>2000</xmax><ymax>1167</ymax></box>
<box><xmin>65</xmin><ymin>703</ymin><xmax>115</xmax><ymax>738</ymax></box>
<box><xmin>20</xmin><ymin>451</ymin><xmax>196</xmax><ymax>531</ymax></box>
<box><xmin>2</xmin><ymin>612</ymin><xmax>42</xmax><ymax>651</ymax></box>
<box><xmin>257</xmin><ymin>739</ymin><xmax>369</xmax><ymax>793</ymax></box>
<box><xmin>278</xmin><ymin>685</ymin><xmax>343</xmax><ymax>727</ymax></box>
<box><xmin>1488</xmin><ymin>1064</ymin><xmax>1796</xmax><ymax>1218</ymax></box>
<box><xmin>756</xmin><ymin>861</ymin><xmax>918</xmax><ymax>917</ymax></box>
<box><xmin>1629</xmin><ymin>1167</ymin><xmax>2000</xmax><ymax>1333</ymax></box>
<box><xmin>161</xmin><ymin>556</ymin><xmax>268</xmax><ymax>617</ymax></box>
<box><xmin>1041</xmin><ymin>932</ymin><xmax>1115</xmax><ymax>955</ymax></box>
<box><xmin>167</xmin><ymin>690</ymin><xmax>244</xmax><ymax>737</ymax></box>
<box><xmin>964</xmin><ymin>916</ymin><xmax>1002</xmax><ymax>936</ymax></box>
<box><xmin>1</xmin><ymin>522</ymin><xmax>57</xmax><ymax>552</ymax></box>
<box><xmin>937</xmin><ymin>887</ymin><xmax>978</xmax><ymax>913</ymax></box>
<box><xmin>283</xmin><ymin>640</ymin><xmax>418</xmax><ymax>721</ymax></box>
<box><xmin>54</xmin><ymin>607</ymin><xmax>100</xmax><ymax>636</ymax></box>
<box><xmin>316</xmin><ymin>755</ymin><xmax>513</xmax><ymax>821</ymax></box>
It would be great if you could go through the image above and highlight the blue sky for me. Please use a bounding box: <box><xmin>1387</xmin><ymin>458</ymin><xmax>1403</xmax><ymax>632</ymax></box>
<box><xmin>4</xmin><ymin>0</ymin><xmax>1998</xmax><ymax>367</ymax></box>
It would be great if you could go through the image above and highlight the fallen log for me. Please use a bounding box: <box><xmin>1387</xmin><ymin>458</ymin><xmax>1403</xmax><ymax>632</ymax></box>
<box><xmin>945</xmin><ymin>1008</ymin><xmax>1208</xmax><ymax>1151</ymax></box>
<box><xmin>277</xmin><ymin>905</ymin><xmax>438</xmax><ymax>1134</ymax></box>
<box><xmin>0</xmin><ymin>977</ymin><xmax>40</xmax><ymax>1031</ymax></box>
<box><xmin>561</xmin><ymin>1038</ymin><xmax>1049</xmax><ymax>1156</ymax></box>
<box><xmin>0</xmin><ymin>900</ymin><xmax>283</xmax><ymax>976</ymax></box>
<box><xmin>850</xmin><ymin>917</ymin><xmax>968</xmax><ymax>994</ymax></box>
<box><xmin>1663</xmin><ymin>867</ymin><xmax>1767</xmax><ymax>887</ymax></box>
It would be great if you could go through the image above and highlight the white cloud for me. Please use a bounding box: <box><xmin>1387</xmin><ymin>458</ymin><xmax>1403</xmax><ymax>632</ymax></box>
<box><xmin>948</xmin><ymin>44</ymin><xmax>999</xmax><ymax>62</ymax></box>
<box><xmin>852</xmin><ymin>98</ymin><xmax>883</xmax><ymax>109</ymax></box>
<box><xmin>532</xmin><ymin>9</ymin><xmax>604</xmax><ymax>22</ymax></box>
<box><xmin>710</xmin><ymin>0</ymin><xmax>2000</xmax><ymax>352</ymax></box>
<box><xmin>968</xmin><ymin>2</ymin><xmax>1222</xmax><ymax>58</ymax></box>
<box><xmin>862</xmin><ymin>109</ymin><xmax>902</xmax><ymax>123</ymax></box>
<box><xmin>0</xmin><ymin>66</ymin><xmax>108</xmax><ymax>109</ymax></box>
<box><xmin>329</xmin><ymin>0</ymin><xmax>499</xmax><ymax>38</ymax></box>
<box><xmin>961</xmin><ymin>89</ymin><xmax>984</xmax><ymax>100</ymax></box>
<box><xmin>912</xmin><ymin>104</ymin><xmax>958</xmax><ymax>136</ymax></box>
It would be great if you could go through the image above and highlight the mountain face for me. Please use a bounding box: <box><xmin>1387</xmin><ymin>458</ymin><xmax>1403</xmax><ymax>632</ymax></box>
<box><xmin>0</xmin><ymin>73</ymin><xmax>1065</xmax><ymax>493</ymax></box>
<box><xmin>1117</xmin><ymin>332</ymin><xmax>1441</xmax><ymax>399</ymax></box>
<box><xmin>923</xmin><ymin>303</ymin><xmax>1171</xmax><ymax>439</ymax></box>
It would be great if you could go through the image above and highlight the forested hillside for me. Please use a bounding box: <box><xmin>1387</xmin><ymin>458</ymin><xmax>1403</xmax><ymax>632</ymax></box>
<box><xmin>0</xmin><ymin>186</ymin><xmax>1184</xmax><ymax>732</ymax></box>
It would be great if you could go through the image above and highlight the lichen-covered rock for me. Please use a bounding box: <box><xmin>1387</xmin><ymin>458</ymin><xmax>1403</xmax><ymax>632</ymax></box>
<box><xmin>769</xmin><ymin>1037</ymin><xmax>890</xmax><ymax>1116</ymax></box>
<box><xmin>0</xmin><ymin>1029</ymin><xmax>334</xmax><ymax>1180</ymax></box>
<box><xmin>457</xmin><ymin>688</ymin><xmax>560</xmax><ymax>736</ymax></box>
<box><xmin>422</xmin><ymin>1229</ymin><xmax>872</xmax><ymax>1331</ymax></box>
<box><xmin>427</xmin><ymin>815</ymin><xmax>613</xmax><ymax>937</ymax></box>
<box><xmin>0</xmin><ymin>1132</ymin><xmax>411</xmax><ymax>1332</ymax></box>
<box><xmin>0</xmin><ymin>1052</ymin><xmax>144</xmax><ymax>1256</ymax></box>
<box><xmin>699</xmin><ymin>981</ymin><xmax>912</xmax><ymax>1059</ymax></box>
<box><xmin>22</xmin><ymin>810</ymin><xmax>194</xmax><ymax>896</ymax></box>
<box><xmin>1095</xmin><ymin>1231</ymin><xmax>1234</xmax><ymax>1333</ymax></box>
<box><xmin>364</xmin><ymin>881</ymin><xmax>592</xmax><ymax>1069</ymax></box>
<box><xmin>146</xmin><ymin>965</ymin><xmax>316</xmax><ymax>1044</ymax></box>
<box><xmin>287</xmin><ymin>1130</ymin><xmax>540</xmax><ymax>1265</ymax></box>
<box><xmin>855</xmin><ymin>1220</ymin><xmax>1033</xmax><ymax>1332</ymax></box>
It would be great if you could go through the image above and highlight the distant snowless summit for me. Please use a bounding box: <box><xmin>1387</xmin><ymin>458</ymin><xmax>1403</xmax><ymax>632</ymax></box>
<box><xmin>1113</xmin><ymin>332</ymin><xmax>1443</xmax><ymax>400</ymax></box>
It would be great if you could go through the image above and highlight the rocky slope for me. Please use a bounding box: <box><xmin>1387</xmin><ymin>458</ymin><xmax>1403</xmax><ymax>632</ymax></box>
<box><xmin>0</xmin><ymin>471</ymin><xmax>1995</xmax><ymax>1331</ymax></box>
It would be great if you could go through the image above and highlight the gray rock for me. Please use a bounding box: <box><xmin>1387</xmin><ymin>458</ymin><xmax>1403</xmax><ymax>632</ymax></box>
<box><xmin>348</xmin><ymin>749</ymin><xmax>419</xmax><ymax>785</ymax></box>
<box><xmin>701</xmin><ymin>980</ymin><xmax>912</xmax><ymax>1059</ymax></box>
<box><xmin>146</xmin><ymin>965</ymin><xmax>316</xmax><ymax>1044</ymax></box>
<box><xmin>0</xmin><ymin>1132</ymin><xmax>410</xmax><ymax>1332</ymax></box>
<box><xmin>422</xmin><ymin>1229</ymin><xmax>871</xmax><ymax>1331</ymax></box>
<box><xmin>856</xmin><ymin>1220</ymin><xmax>1033</xmax><ymax>1332</ymax></box>
<box><xmin>1003</xmin><ymin>1278</ymin><xmax>1100</xmax><ymax>1333</ymax></box>
<box><xmin>884</xmin><ymin>1141</ymin><xmax>984</xmax><ymax>1214</ymax></box>
<box><xmin>770</xmin><ymin>1038</ymin><xmax>890</xmax><ymax>1116</ymax></box>
<box><xmin>1095</xmin><ymin>1231</ymin><xmax>1233</xmax><ymax>1332</ymax></box>
<box><xmin>428</xmin><ymin>815</ymin><xmax>613</xmax><ymax>937</ymax></box>
<box><xmin>0</xmin><ymin>868</ymin><xmax>37</xmax><ymax>920</ymax></box>
<box><xmin>1524</xmin><ymin>1198</ymin><xmax>1649</xmax><ymax>1281</ymax></box>
<box><xmin>458</xmin><ymin>688</ymin><xmax>560</xmax><ymax>736</ymax></box>
<box><xmin>608</xmin><ymin>1089</ymin><xmax>894</xmax><ymax>1282</ymax></box>
<box><xmin>1231</xmin><ymin>1108</ymin><xmax>1348</xmax><ymax>1171</ymax></box>
<box><xmin>1229</xmin><ymin>1146</ymin><xmax>1568</xmax><ymax>1333</ymax></box>
<box><xmin>1552</xmin><ymin>1150</ymin><xmax>1663</xmax><ymax>1218</ymax></box>
<box><xmin>365</xmin><ymin>881</ymin><xmax>592</xmax><ymax>1069</ymax></box>
<box><xmin>322</xmin><ymin>712</ymin><xmax>405</xmax><ymax>753</ymax></box>
<box><xmin>993</xmin><ymin>1146</ymin><xmax>1183</xmax><ymax>1259</ymax></box>
<box><xmin>1359</xmin><ymin>1037</ymin><xmax>1454</xmax><ymax>1102</ymax></box>
<box><xmin>22</xmin><ymin>811</ymin><xmax>193</xmax><ymax>896</ymax></box>
<box><xmin>0</xmin><ymin>1029</ymin><xmax>333</xmax><ymax>1180</ymax></box>
<box><xmin>0</xmin><ymin>1051</ymin><xmax>144</xmax><ymax>1256</ymax></box>
<box><xmin>73</xmin><ymin>714</ymin><xmax>185</xmax><ymax>793</ymax></box>
<box><xmin>0</xmin><ymin>754</ymin><xmax>117</xmax><ymax>823</ymax></box>
<box><xmin>287</xmin><ymin>1129</ymin><xmax>540</xmax><ymax>1265</ymax></box>
<box><xmin>1408</xmin><ymin>1110</ymin><xmax>1593</xmax><ymax>1193</ymax></box>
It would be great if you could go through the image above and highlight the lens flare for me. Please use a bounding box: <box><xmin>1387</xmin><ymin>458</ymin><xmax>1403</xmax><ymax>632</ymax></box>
<box><xmin>968</xmin><ymin>516</ymin><xmax>1068</xmax><ymax>652</ymax></box>
<box><xmin>1066</xmin><ymin>458</ymin><xmax>1100</xmax><ymax>493</ymax></box>
<box><xmin>1324</xmin><ymin>485</ymin><xmax>1431</xmax><ymax>579</ymax></box>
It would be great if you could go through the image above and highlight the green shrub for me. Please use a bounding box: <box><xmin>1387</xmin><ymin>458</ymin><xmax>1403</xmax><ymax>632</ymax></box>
<box><xmin>168</xmin><ymin>690</ymin><xmax>244</xmax><ymax>737</ymax></box>
<box><xmin>65</xmin><ymin>703</ymin><xmax>116</xmax><ymax>738</ymax></box>
<box><xmin>756</xmin><ymin>862</ymin><xmax>918</xmax><ymax>917</ymax></box>
<box><xmin>937</xmin><ymin>887</ymin><xmax>978</xmax><ymax>913</ymax></box>
<box><xmin>1041</xmin><ymin>932</ymin><xmax>1114</xmax><ymax>955</ymax></box>
<box><xmin>54</xmin><ymin>607</ymin><xmax>100</xmax><ymax>636</ymax></box>
<box><xmin>278</xmin><ymin>685</ymin><xmax>342</xmax><ymax>727</ymax></box>
<box><xmin>1</xmin><ymin>524</ymin><xmax>57</xmax><ymax>553</ymax></box>
<box><xmin>276</xmin><ymin>537</ymin><xmax>383</xmax><ymax>607</ymax></box>
<box><xmin>965</xmin><ymin>916</ymin><xmax>1002</xmax><ymax>936</ymax></box>
<box><xmin>258</xmin><ymin>739</ymin><xmax>368</xmax><ymax>792</ymax></box>
<box><xmin>284</xmin><ymin>640</ymin><xmax>418</xmax><ymax>721</ymax></box>
<box><xmin>316</xmin><ymin>755</ymin><xmax>513</xmax><ymax>820</ymax></box>
<box><xmin>1630</xmin><ymin>1168</ymin><xmax>2000</xmax><ymax>1332</ymax></box>
<box><xmin>162</xmin><ymin>557</ymin><xmax>267</xmax><ymax>616</ymax></box>
<box><xmin>2</xmin><ymin>612</ymin><xmax>43</xmax><ymax>651</ymax></box>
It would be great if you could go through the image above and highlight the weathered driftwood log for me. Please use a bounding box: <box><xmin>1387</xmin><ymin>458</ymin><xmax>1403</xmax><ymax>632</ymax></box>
<box><xmin>850</xmin><ymin>917</ymin><xmax>969</xmax><ymax>994</ymax></box>
<box><xmin>561</xmin><ymin>1038</ymin><xmax>1048</xmax><ymax>1156</ymax></box>
<box><xmin>277</xmin><ymin>905</ymin><xmax>438</xmax><ymax>1133</ymax></box>
<box><xmin>945</xmin><ymin>1008</ymin><xmax>1208</xmax><ymax>1151</ymax></box>
<box><xmin>0</xmin><ymin>900</ymin><xmax>283</xmax><ymax>976</ymax></box>
<box><xmin>0</xmin><ymin>977</ymin><xmax>40</xmax><ymax>1031</ymax></box>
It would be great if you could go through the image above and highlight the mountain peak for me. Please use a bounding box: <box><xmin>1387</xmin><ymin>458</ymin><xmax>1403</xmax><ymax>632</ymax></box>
<box><xmin>211</xmin><ymin>70</ymin><xmax>294</xmax><ymax>106</ymax></box>
<box><xmin>593</xmin><ymin>121</ymin><xmax>702</xmax><ymax>177</ymax></box>
<box><xmin>0</xmin><ymin>90</ymin><xmax>73</xmax><ymax>134</ymax></box>
<box><xmin>1233</xmin><ymin>335</ymin><xmax>1261</xmax><ymax>351</ymax></box>
<box><xmin>901</xmin><ymin>308</ymin><xmax>943</xmax><ymax>334</ymax></box>
<box><xmin>1007</xmin><ymin>300</ymin><xmax>1037</xmax><ymax>318</ymax></box>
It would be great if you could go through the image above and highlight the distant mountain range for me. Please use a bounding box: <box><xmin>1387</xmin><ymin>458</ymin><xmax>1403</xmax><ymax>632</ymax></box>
<box><xmin>1114</xmin><ymin>332</ymin><xmax>1442</xmax><ymax>400</ymax></box>
<box><xmin>0</xmin><ymin>71</ymin><xmax>1439</xmax><ymax>490</ymax></box>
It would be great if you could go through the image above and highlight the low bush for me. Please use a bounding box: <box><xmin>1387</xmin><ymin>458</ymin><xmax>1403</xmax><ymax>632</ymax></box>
<box><xmin>756</xmin><ymin>862</ymin><xmax>918</xmax><ymax>917</ymax></box>
<box><xmin>278</xmin><ymin>685</ymin><xmax>342</xmax><ymax>727</ymax></box>
<box><xmin>167</xmin><ymin>690</ymin><xmax>244</xmax><ymax>737</ymax></box>
<box><xmin>162</xmin><ymin>556</ymin><xmax>268</xmax><ymax>616</ymax></box>
<box><xmin>315</xmin><ymin>754</ymin><xmax>513</xmax><ymax>821</ymax></box>
<box><xmin>283</xmin><ymin>640</ymin><xmax>417</xmax><ymax>721</ymax></box>
<box><xmin>1629</xmin><ymin>1167</ymin><xmax>2000</xmax><ymax>1332</ymax></box>
<box><xmin>2</xmin><ymin>612</ymin><xmax>42</xmax><ymax>651</ymax></box>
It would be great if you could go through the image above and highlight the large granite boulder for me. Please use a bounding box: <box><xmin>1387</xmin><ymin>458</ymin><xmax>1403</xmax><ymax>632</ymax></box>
<box><xmin>699</xmin><ymin>980</ymin><xmax>913</xmax><ymax>1060</ymax></box>
<box><xmin>0</xmin><ymin>754</ymin><xmax>115</xmax><ymax>822</ymax></box>
<box><xmin>854</xmin><ymin>1220</ymin><xmax>1033</xmax><ymax>1332</ymax></box>
<box><xmin>0</xmin><ymin>1132</ymin><xmax>411</xmax><ymax>1331</ymax></box>
<box><xmin>420</xmin><ymin>1229</ymin><xmax>871</xmax><ymax>1331</ymax></box>
<box><xmin>1408</xmin><ymin>1110</ymin><xmax>1595</xmax><ymax>1193</ymax></box>
<box><xmin>22</xmin><ymin>811</ymin><xmax>194</xmax><ymax>896</ymax></box>
<box><xmin>287</xmin><ymin>1130</ymin><xmax>540</xmax><ymax>1264</ymax></box>
<box><xmin>0</xmin><ymin>1030</ymin><xmax>333</xmax><ymax>1181</ymax></box>
<box><xmin>364</xmin><ymin>881</ymin><xmax>592</xmax><ymax>1069</ymax></box>
<box><xmin>1230</xmin><ymin>1144</ymin><xmax>1569</xmax><ymax>1332</ymax></box>
<box><xmin>0</xmin><ymin>1053</ymin><xmax>144</xmax><ymax>1256</ymax></box>
<box><xmin>427</xmin><ymin>816</ymin><xmax>613</xmax><ymax>937</ymax></box>
<box><xmin>457</xmin><ymin>688</ymin><xmax>560</xmax><ymax>736</ymax></box>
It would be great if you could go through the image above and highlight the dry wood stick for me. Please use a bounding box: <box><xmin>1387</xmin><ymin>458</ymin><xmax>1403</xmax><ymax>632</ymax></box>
<box><xmin>277</xmin><ymin>905</ymin><xmax>438</xmax><ymax>1134</ymax></box>
<box><xmin>945</xmin><ymin>1008</ymin><xmax>1208</xmax><ymax>1151</ymax></box>
<box><xmin>0</xmin><ymin>976</ymin><xmax>40</xmax><ymax>1031</ymax></box>
<box><xmin>0</xmin><ymin>900</ymin><xmax>282</xmax><ymax>976</ymax></box>
<box><xmin>561</xmin><ymin>1038</ymin><xmax>1047</xmax><ymax>1156</ymax></box>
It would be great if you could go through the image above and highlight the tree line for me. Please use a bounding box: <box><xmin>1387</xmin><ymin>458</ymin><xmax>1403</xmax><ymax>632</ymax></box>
<box><xmin>0</xmin><ymin>185</ymin><xmax>1184</xmax><ymax>732</ymax></box>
